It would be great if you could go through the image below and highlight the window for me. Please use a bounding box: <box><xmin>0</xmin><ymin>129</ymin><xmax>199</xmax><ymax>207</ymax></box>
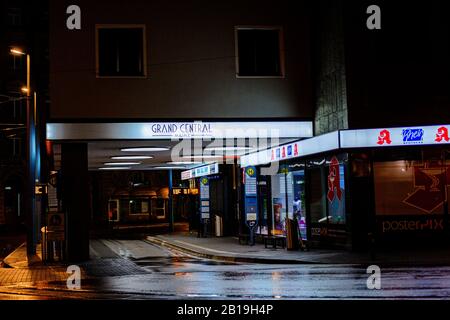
<box><xmin>270</xmin><ymin>173</ymin><xmax>287</xmax><ymax>236</ymax></box>
<box><xmin>309</xmin><ymin>167</ymin><xmax>327</xmax><ymax>224</ymax></box>
<box><xmin>7</xmin><ymin>8</ymin><xmax>22</xmax><ymax>26</ymax></box>
<box><xmin>308</xmin><ymin>157</ymin><xmax>347</xmax><ymax>225</ymax></box>
<box><xmin>235</xmin><ymin>27</ymin><xmax>284</xmax><ymax>77</ymax></box>
<box><xmin>129</xmin><ymin>198</ymin><xmax>150</xmax><ymax>215</ymax></box>
<box><xmin>96</xmin><ymin>25</ymin><xmax>146</xmax><ymax>77</ymax></box>
<box><xmin>152</xmin><ymin>198</ymin><xmax>166</xmax><ymax>219</ymax></box>
<box><xmin>108</xmin><ymin>200</ymin><xmax>120</xmax><ymax>222</ymax></box>
<box><xmin>374</xmin><ymin>160</ymin><xmax>450</xmax><ymax>216</ymax></box>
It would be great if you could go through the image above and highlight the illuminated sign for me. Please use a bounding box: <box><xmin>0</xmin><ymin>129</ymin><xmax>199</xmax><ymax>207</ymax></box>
<box><xmin>240</xmin><ymin>131</ymin><xmax>340</xmax><ymax>167</ymax></box>
<box><xmin>173</xmin><ymin>188</ymin><xmax>199</xmax><ymax>195</ymax></box>
<box><xmin>240</xmin><ymin>124</ymin><xmax>450</xmax><ymax>168</ymax></box>
<box><xmin>340</xmin><ymin>125</ymin><xmax>450</xmax><ymax>148</ymax></box>
<box><xmin>181</xmin><ymin>163</ymin><xmax>219</xmax><ymax>180</ymax></box>
<box><xmin>47</xmin><ymin>121</ymin><xmax>313</xmax><ymax>140</ymax></box>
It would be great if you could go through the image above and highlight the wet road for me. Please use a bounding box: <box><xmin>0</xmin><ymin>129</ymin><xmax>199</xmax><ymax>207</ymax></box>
<box><xmin>99</xmin><ymin>259</ymin><xmax>450</xmax><ymax>299</ymax></box>
<box><xmin>2</xmin><ymin>239</ymin><xmax>450</xmax><ymax>299</ymax></box>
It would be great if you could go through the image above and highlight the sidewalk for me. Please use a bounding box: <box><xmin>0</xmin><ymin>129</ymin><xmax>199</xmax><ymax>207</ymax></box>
<box><xmin>0</xmin><ymin>243</ymin><xmax>68</xmax><ymax>287</ymax></box>
<box><xmin>147</xmin><ymin>232</ymin><xmax>450</xmax><ymax>266</ymax></box>
<box><xmin>0</xmin><ymin>241</ymin><xmax>147</xmax><ymax>288</ymax></box>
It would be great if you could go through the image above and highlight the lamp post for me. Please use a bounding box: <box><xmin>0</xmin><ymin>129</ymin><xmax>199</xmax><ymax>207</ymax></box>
<box><xmin>10</xmin><ymin>48</ymin><xmax>37</xmax><ymax>256</ymax></box>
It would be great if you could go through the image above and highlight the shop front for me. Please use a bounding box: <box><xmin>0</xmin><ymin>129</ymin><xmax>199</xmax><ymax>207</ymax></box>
<box><xmin>241</xmin><ymin>124</ymin><xmax>450</xmax><ymax>251</ymax></box>
<box><xmin>341</xmin><ymin>125</ymin><xmax>450</xmax><ymax>248</ymax></box>
<box><xmin>241</xmin><ymin>132</ymin><xmax>351</xmax><ymax>249</ymax></box>
<box><xmin>182</xmin><ymin>163</ymin><xmax>239</xmax><ymax>237</ymax></box>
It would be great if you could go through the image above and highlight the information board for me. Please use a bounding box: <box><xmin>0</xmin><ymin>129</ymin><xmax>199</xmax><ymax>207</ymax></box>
<box><xmin>200</xmin><ymin>177</ymin><xmax>210</xmax><ymax>220</ymax></box>
<box><xmin>244</xmin><ymin>167</ymin><xmax>258</xmax><ymax>227</ymax></box>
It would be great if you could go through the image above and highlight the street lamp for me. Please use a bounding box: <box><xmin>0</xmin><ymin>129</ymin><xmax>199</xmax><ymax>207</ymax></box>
<box><xmin>10</xmin><ymin>48</ymin><xmax>26</xmax><ymax>56</ymax></box>
<box><xmin>10</xmin><ymin>47</ymin><xmax>37</xmax><ymax>256</ymax></box>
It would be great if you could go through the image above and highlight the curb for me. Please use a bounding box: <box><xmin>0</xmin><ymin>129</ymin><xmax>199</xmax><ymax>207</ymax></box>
<box><xmin>145</xmin><ymin>236</ymin><xmax>450</xmax><ymax>267</ymax></box>
<box><xmin>145</xmin><ymin>236</ymin><xmax>321</xmax><ymax>265</ymax></box>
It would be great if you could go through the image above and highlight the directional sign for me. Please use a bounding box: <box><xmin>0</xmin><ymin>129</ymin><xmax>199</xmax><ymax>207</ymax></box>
<box><xmin>35</xmin><ymin>184</ymin><xmax>48</xmax><ymax>195</ymax></box>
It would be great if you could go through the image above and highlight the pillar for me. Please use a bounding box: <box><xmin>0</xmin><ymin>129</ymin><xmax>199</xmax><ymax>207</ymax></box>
<box><xmin>61</xmin><ymin>143</ymin><xmax>90</xmax><ymax>262</ymax></box>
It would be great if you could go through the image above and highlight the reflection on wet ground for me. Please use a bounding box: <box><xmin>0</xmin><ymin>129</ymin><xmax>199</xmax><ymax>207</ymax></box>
<box><xmin>3</xmin><ymin>239</ymin><xmax>450</xmax><ymax>299</ymax></box>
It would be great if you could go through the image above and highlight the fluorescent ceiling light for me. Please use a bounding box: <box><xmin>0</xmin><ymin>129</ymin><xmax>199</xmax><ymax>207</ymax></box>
<box><xmin>111</xmin><ymin>156</ymin><xmax>153</xmax><ymax>160</ymax></box>
<box><xmin>99</xmin><ymin>167</ymin><xmax>132</xmax><ymax>170</ymax></box>
<box><xmin>167</xmin><ymin>161</ymin><xmax>203</xmax><ymax>165</ymax></box>
<box><xmin>204</xmin><ymin>146</ymin><xmax>253</xmax><ymax>151</ymax></box>
<box><xmin>182</xmin><ymin>155</ymin><xmax>224</xmax><ymax>160</ymax></box>
<box><xmin>151</xmin><ymin>166</ymin><xmax>186</xmax><ymax>170</ymax></box>
<box><xmin>103</xmin><ymin>162</ymin><xmax>141</xmax><ymax>166</ymax></box>
<box><xmin>121</xmin><ymin>147</ymin><xmax>169</xmax><ymax>152</ymax></box>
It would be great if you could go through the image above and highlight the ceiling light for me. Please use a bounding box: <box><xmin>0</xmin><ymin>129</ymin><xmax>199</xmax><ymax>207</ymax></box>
<box><xmin>103</xmin><ymin>162</ymin><xmax>141</xmax><ymax>166</ymax></box>
<box><xmin>204</xmin><ymin>147</ymin><xmax>253</xmax><ymax>151</ymax></box>
<box><xmin>151</xmin><ymin>166</ymin><xmax>186</xmax><ymax>170</ymax></box>
<box><xmin>181</xmin><ymin>155</ymin><xmax>224</xmax><ymax>160</ymax></box>
<box><xmin>111</xmin><ymin>156</ymin><xmax>153</xmax><ymax>160</ymax></box>
<box><xmin>166</xmin><ymin>161</ymin><xmax>203</xmax><ymax>165</ymax></box>
<box><xmin>98</xmin><ymin>167</ymin><xmax>132</xmax><ymax>170</ymax></box>
<box><xmin>121</xmin><ymin>147</ymin><xmax>170</xmax><ymax>152</ymax></box>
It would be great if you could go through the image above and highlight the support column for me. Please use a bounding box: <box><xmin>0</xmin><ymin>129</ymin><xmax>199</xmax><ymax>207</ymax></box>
<box><xmin>168</xmin><ymin>169</ymin><xmax>174</xmax><ymax>232</ymax></box>
<box><xmin>61</xmin><ymin>143</ymin><xmax>90</xmax><ymax>262</ymax></box>
<box><xmin>26</xmin><ymin>93</ymin><xmax>37</xmax><ymax>256</ymax></box>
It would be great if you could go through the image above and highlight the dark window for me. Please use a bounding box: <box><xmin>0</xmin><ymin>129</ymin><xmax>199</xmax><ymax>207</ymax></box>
<box><xmin>7</xmin><ymin>8</ymin><xmax>22</xmax><ymax>26</ymax></box>
<box><xmin>236</xmin><ymin>28</ymin><xmax>283</xmax><ymax>77</ymax></box>
<box><xmin>97</xmin><ymin>27</ymin><xmax>145</xmax><ymax>77</ymax></box>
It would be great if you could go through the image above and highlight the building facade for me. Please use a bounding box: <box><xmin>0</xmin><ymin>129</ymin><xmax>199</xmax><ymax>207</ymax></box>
<box><xmin>45</xmin><ymin>0</ymin><xmax>450</xmax><ymax>260</ymax></box>
<box><xmin>0</xmin><ymin>0</ymin><xmax>48</xmax><ymax>234</ymax></box>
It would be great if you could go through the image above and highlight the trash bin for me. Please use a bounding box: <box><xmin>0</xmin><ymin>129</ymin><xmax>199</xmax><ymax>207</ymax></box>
<box><xmin>215</xmin><ymin>215</ymin><xmax>223</xmax><ymax>237</ymax></box>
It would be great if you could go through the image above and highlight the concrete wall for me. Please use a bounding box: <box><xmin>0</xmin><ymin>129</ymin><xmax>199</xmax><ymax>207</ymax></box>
<box><xmin>343</xmin><ymin>0</ymin><xmax>450</xmax><ymax>129</ymax></box>
<box><xmin>49</xmin><ymin>0</ymin><xmax>313</xmax><ymax>120</ymax></box>
<box><xmin>312</xmin><ymin>0</ymin><xmax>348</xmax><ymax>135</ymax></box>
<box><xmin>312</xmin><ymin>0</ymin><xmax>450</xmax><ymax>132</ymax></box>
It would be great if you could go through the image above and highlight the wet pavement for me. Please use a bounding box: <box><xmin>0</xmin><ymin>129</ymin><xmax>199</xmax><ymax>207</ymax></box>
<box><xmin>1</xmin><ymin>239</ymin><xmax>450</xmax><ymax>299</ymax></box>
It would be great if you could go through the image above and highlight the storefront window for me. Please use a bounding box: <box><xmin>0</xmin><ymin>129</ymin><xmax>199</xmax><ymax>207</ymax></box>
<box><xmin>308</xmin><ymin>157</ymin><xmax>347</xmax><ymax>225</ymax></box>
<box><xmin>327</xmin><ymin>159</ymin><xmax>346</xmax><ymax>224</ymax></box>
<box><xmin>309</xmin><ymin>167</ymin><xmax>327</xmax><ymax>224</ymax></box>
<box><xmin>288</xmin><ymin>170</ymin><xmax>307</xmax><ymax>240</ymax></box>
<box><xmin>271</xmin><ymin>173</ymin><xmax>287</xmax><ymax>235</ymax></box>
<box><xmin>308</xmin><ymin>155</ymin><xmax>348</xmax><ymax>244</ymax></box>
<box><xmin>269</xmin><ymin>168</ymin><xmax>307</xmax><ymax>239</ymax></box>
<box><xmin>374</xmin><ymin>159</ymin><xmax>450</xmax><ymax>215</ymax></box>
<box><xmin>374</xmin><ymin>158</ymin><xmax>450</xmax><ymax>235</ymax></box>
